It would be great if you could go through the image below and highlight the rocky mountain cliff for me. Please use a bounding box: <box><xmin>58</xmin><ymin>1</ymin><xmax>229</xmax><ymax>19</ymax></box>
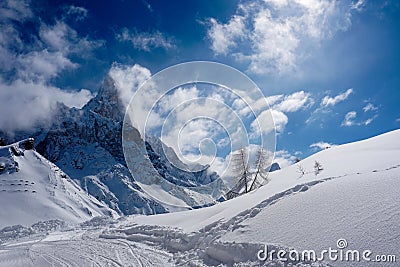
<box><xmin>0</xmin><ymin>75</ymin><xmax>225</xmax><ymax>215</ymax></box>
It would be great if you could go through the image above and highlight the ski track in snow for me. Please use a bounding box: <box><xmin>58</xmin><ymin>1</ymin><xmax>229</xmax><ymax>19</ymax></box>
<box><xmin>0</xmin><ymin>228</ymin><xmax>174</xmax><ymax>267</ymax></box>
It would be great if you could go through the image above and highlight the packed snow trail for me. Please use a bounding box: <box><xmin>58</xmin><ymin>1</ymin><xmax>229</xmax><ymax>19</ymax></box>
<box><xmin>0</xmin><ymin>224</ymin><xmax>330</xmax><ymax>267</ymax></box>
<box><xmin>0</xmin><ymin>227</ymin><xmax>174</xmax><ymax>267</ymax></box>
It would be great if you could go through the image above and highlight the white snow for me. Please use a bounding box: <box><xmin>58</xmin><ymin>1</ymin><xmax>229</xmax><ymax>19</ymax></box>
<box><xmin>131</xmin><ymin>130</ymin><xmax>400</xmax><ymax>232</ymax></box>
<box><xmin>0</xmin><ymin>140</ymin><xmax>117</xmax><ymax>228</ymax></box>
<box><xmin>0</xmin><ymin>129</ymin><xmax>399</xmax><ymax>266</ymax></box>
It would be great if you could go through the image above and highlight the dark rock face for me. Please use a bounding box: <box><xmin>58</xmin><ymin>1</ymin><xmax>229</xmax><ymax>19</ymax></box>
<box><xmin>32</xmin><ymin>76</ymin><xmax>165</xmax><ymax>215</ymax></box>
<box><xmin>20</xmin><ymin>138</ymin><xmax>35</xmax><ymax>150</ymax></box>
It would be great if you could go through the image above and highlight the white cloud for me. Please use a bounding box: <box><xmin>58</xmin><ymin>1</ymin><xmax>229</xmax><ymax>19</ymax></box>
<box><xmin>321</xmin><ymin>88</ymin><xmax>353</xmax><ymax>107</ymax></box>
<box><xmin>341</xmin><ymin>111</ymin><xmax>357</xmax><ymax>126</ymax></box>
<box><xmin>208</xmin><ymin>15</ymin><xmax>245</xmax><ymax>55</ymax></box>
<box><xmin>65</xmin><ymin>6</ymin><xmax>88</xmax><ymax>21</ymax></box>
<box><xmin>273</xmin><ymin>90</ymin><xmax>314</xmax><ymax>112</ymax></box>
<box><xmin>116</xmin><ymin>28</ymin><xmax>175</xmax><ymax>52</ymax></box>
<box><xmin>310</xmin><ymin>141</ymin><xmax>336</xmax><ymax>151</ymax></box>
<box><xmin>161</xmin><ymin>96</ymin><xmax>244</xmax><ymax>155</ymax></box>
<box><xmin>16</xmin><ymin>21</ymin><xmax>98</xmax><ymax>82</ymax></box>
<box><xmin>1</xmin><ymin>18</ymin><xmax>102</xmax><ymax>83</ymax></box>
<box><xmin>18</xmin><ymin>50</ymin><xmax>78</xmax><ymax>81</ymax></box>
<box><xmin>248</xmin><ymin>90</ymin><xmax>313</xmax><ymax>136</ymax></box>
<box><xmin>108</xmin><ymin>63</ymin><xmax>151</xmax><ymax>108</ymax></box>
<box><xmin>271</xmin><ymin>110</ymin><xmax>289</xmax><ymax>133</ymax></box>
<box><xmin>340</xmin><ymin>109</ymin><xmax>377</xmax><ymax>127</ymax></box>
<box><xmin>0</xmin><ymin>79</ymin><xmax>94</xmax><ymax>133</ymax></box>
<box><xmin>274</xmin><ymin>150</ymin><xmax>296</xmax><ymax>168</ymax></box>
<box><xmin>207</xmin><ymin>0</ymin><xmax>360</xmax><ymax>74</ymax></box>
<box><xmin>363</xmin><ymin>103</ymin><xmax>378</xmax><ymax>112</ymax></box>
<box><xmin>251</xmin><ymin>109</ymin><xmax>287</xmax><ymax>135</ymax></box>
<box><xmin>351</xmin><ymin>0</ymin><xmax>365</xmax><ymax>11</ymax></box>
<box><xmin>158</xmin><ymin>86</ymin><xmax>199</xmax><ymax>114</ymax></box>
<box><xmin>0</xmin><ymin>2</ymin><xmax>102</xmax><ymax>133</ymax></box>
<box><xmin>0</xmin><ymin>0</ymin><xmax>32</xmax><ymax>22</ymax></box>
<box><xmin>364</xmin><ymin>114</ymin><xmax>378</xmax><ymax>126</ymax></box>
<box><xmin>265</xmin><ymin>94</ymin><xmax>284</xmax><ymax>107</ymax></box>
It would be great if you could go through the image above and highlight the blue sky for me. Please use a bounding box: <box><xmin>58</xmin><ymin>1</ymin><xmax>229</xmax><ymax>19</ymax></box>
<box><xmin>0</xmin><ymin>0</ymin><xmax>399</xmax><ymax>168</ymax></box>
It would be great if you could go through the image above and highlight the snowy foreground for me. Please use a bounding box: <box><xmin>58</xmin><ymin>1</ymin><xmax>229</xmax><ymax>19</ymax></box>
<box><xmin>1</xmin><ymin>130</ymin><xmax>399</xmax><ymax>266</ymax></box>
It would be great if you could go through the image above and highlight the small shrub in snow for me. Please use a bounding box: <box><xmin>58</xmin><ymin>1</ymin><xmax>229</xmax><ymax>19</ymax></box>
<box><xmin>314</xmin><ymin>161</ymin><xmax>323</xmax><ymax>176</ymax></box>
<box><xmin>297</xmin><ymin>165</ymin><xmax>306</xmax><ymax>178</ymax></box>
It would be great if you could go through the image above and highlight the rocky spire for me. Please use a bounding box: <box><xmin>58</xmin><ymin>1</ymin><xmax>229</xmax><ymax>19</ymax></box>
<box><xmin>83</xmin><ymin>75</ymin><xmax>125</xmax><ymax>122</ymax></box>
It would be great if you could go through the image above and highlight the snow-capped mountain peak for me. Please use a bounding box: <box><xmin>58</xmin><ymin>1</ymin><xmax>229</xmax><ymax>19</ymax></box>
<box><xmin>1</xmin><ymin>74</ymin><xmax>227</xmax><ymax>216</ymax></box>
<box><xmin>83</xmin><ymin>75</ymin><xmax>124</xmax><ymax>122</ymax></box>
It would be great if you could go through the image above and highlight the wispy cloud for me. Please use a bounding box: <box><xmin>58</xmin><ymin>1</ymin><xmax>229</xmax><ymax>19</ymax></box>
<box><xmin>351</xmin><ymin>0</ymin><xmax>366</xmax><ymax>11</ymax></box>
<box><xmin>363</xmin><ymin>103</ymin><xmax>378</xmax><ymax>112</ymax></box>
<box><xmin>207</xmin><ymin>0</ymin><xmax>363</xmax><ymax>74</ymax></box>
<box><xmin>65</xmin><ymin>6</ymin><xmax>88</xmax><ymax>21</ymax></box>
<box><xmin>341</xmin><ymin>111</ymin><xmax>377</xmax><ymax>127</ymax></box>
<box><xmin>320</xmin><ymin>88</ymin><xmax>353</xmax><ymax>107</ymax></box>
<box><xmin>364</xmin><ymin>114</ymin><xmax>378</xmax><ymax>126</ymax></box>
<box><xmin>307</xmin><ymin>88</ymin><xmax>380</xmax><ymax>128</ymax></box>
<box><xmin>116</xmin><ymin>28</ymin><xmax>175</xmax><ymax>52</ymax></box>
<box><xmin>341</xmin><ymin>111</ymin><xmax>357</xmax><ymax>126</ymax></box>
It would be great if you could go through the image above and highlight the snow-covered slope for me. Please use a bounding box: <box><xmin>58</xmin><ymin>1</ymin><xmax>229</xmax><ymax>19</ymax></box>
<box><xmin>131</xmin><ymin>129</ymin><xmax>400</xmax><ymax>231</ymax></box>
<box><xmin>0</xmin><ymin>139</ymin><xmax>116</xmax><ymax>228</ymax></box>
<box><xmin>1</xmin><ymin>129</ymin><xmax>398</xmax><ymax>266</ymax></box>
<box><xmin>110</xmin><ymin>129</ymin><xmax>399</xmax><ymax>266</ymax></box>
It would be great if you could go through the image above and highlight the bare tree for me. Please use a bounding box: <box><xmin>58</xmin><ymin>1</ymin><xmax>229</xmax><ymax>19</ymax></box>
<box><xmin>226</xmin><ymin>148</ymin><xmax>250</xmax><ymax>199</ymax></box>
<box><xmin>297</xmin><ymin>164</ymin><xmax>306</xmax><ymax>178</ymax></box>
<box><xmin>249</xmin><ymin>147</ymin><xmax>269</xmax><ymax>191</ymax></box>
<box><xmin>232</xmin><ymin>147</ymin><xmax>250</xmax><ymax>193</ymax></box>
<box><xmin>314</xmin><ymin>161</ymin><xmax>323</xmax><ymax>176</ymax></box>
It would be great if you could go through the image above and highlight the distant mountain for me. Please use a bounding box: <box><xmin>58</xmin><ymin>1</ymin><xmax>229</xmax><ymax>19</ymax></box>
<box><xmin>0</xmin><ymin>75</ymin><xmax>226</xmax><ymax>215</ymax></box>
<box><xmin>0</xmin><ymin>138</ymin><xmax>116</xmax><ymax>228</ymax></box>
